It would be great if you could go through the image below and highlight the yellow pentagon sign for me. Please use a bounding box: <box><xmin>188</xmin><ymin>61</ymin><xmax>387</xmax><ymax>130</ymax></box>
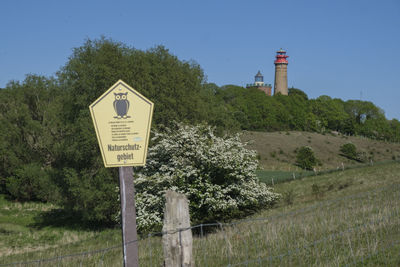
<box><xmin>89</xmin><ymin>80</ymin><xmax>154</xmax><ymax>167</ymax></box>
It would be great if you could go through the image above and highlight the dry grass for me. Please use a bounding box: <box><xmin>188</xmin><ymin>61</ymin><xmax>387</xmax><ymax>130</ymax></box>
<box><xmin>242</xmin><ymin>131</ymin><xmax>400</xmax><ymax>170</ymax></box>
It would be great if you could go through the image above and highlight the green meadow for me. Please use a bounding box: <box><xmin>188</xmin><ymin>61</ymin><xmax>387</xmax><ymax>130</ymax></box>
<box><xmin>1</xmin><ymin>162</ymin><xmax>399</xmax><ymax>266</ymax></box>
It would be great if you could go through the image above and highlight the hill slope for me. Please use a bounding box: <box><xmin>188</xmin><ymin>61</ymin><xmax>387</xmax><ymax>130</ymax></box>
<box><xmin>242</xmin><ymin>131</ymin><xmax>400</xmax><ymax>170</ymax></box>
<box><xmin>1</xmin><ymin>162</ymin><xmax>399</xmax><ymax>266</ymax></box>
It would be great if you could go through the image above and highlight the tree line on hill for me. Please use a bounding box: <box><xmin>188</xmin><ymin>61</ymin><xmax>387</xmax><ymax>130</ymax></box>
<box><xmin>213</xmin><ymin>85</ymin><xmax>400</xmax><ymax>141</ymax></box>
<box><xmin>0</xmin><ymin>37</ymin><xmax>399</xmax><ymax>225</ymax></box>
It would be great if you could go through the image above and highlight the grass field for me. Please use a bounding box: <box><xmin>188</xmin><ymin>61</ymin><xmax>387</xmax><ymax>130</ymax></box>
<box><xmin>256</xmin><ymin>159</ymin><xmax>399</xmax><ymax>186</ymax></box>
<box><xmin>242</xmin><ymin>130</ymin><xmax>400</xmax><ymax>170</ymax></box>
<box><xmin>256</xmin><ymin>169</ymin><xmax>313</xmax><ymax>185</ymax></box>
<box><xmin>1</xmin><ymin>162</ymin><xmax>399</xmax><ymax>266</ymax></box>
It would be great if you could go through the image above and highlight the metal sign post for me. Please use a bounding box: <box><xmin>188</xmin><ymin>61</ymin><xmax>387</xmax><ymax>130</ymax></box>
<box><xmin>119</xmin><ymin>166</ymin><xmax>139</xmax><ymax>267</ymax></box>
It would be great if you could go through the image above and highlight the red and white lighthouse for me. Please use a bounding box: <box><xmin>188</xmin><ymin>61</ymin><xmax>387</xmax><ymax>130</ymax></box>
<box><xmin>273</xmin><ymin>49</ymin><xmax>289</xmax><ymax>95</ymax></box>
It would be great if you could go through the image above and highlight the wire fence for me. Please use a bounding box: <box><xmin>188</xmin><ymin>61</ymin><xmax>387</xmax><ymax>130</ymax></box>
<box><xmin>1</xmin><ymin>182</ymin><xmax>399</xmax><ymax>266</ymax></box>
<box><xmin>258</xmin><ymin>159</ymin><xmax>400</xmax><ymax>186</ymax></box>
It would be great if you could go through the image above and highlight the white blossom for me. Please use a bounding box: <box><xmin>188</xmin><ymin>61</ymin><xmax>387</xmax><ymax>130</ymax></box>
<box><xmin>117</xmin><ymin>123</ymin><xmax>280</xmax><ymax>232</ymax></box>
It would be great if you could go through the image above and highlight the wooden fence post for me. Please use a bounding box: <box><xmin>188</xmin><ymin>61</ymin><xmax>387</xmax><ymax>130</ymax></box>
<box><xmin>119</xmin><ymin>166</ymin><xmax>139</xmax><ymax>267</ymax></box>
<box><xmin>162</xmin><ymin>191</ymin><xmax>194</xmax><ymax>267</ymax></box>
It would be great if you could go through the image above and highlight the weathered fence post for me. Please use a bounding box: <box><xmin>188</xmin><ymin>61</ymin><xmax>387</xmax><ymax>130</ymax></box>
<box><xmin>162</xmin><ymin>191</ymin><xmax>194</xmax><ymax>267</ymax></box>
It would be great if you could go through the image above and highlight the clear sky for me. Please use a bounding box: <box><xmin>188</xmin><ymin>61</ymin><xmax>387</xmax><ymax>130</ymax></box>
<box><xmin>1</xmin><ymin>0</ymin><xmax>399</xmax><ymax>120</ymax></box>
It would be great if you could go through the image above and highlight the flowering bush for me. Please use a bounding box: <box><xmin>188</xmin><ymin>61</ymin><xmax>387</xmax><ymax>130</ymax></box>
<box><xmin>130</xmin><ymin>123</ymin><xmax>280</xmax><ymax>232</ymax></box>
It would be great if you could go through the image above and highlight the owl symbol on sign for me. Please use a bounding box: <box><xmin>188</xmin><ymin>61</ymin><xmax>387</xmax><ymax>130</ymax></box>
<box><xmin>113</xmin><ymin>92</ymin><xmax>131</xmax><ymax>119</ymax></box>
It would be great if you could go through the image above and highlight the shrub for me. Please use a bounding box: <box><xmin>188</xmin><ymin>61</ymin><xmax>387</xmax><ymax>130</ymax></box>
<box><xmin>340</xmin><ymin>143</ymin><xmax>365</xmax><ymax>162</ymax></box>
<box><xmin>311</xmin><ymin>183</ymin><xmax>323</xmax><ymax>199</ymax></box>
<box><xmin>282</xmin><ymin>188</ymin><xmax>295</xmax><ymax>205</ymax></box>
<box><xmin>6</xmin><ymin>163</ymin><xmax>59</xmax><ymax>202</ymax></box>
<box><xmin>132</xmin><ymin>123</ymin><xmax>280</xmax><ymax>232</ymax></box>
<box><xmin>340</xmin><ymin>143</ymin><xmax>357</xmax><ymax>159</ymax></box>
<box><xmin>295</xmin><ymin>146</ymin><xmax>319</xmax><ymax>170</ymax></box>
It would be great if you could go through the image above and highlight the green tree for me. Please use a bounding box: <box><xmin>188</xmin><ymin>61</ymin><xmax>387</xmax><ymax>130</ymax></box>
<box><xmin>288</xmin><ymin>87</ymin><xmax>308</xmax><ymax>100</ymax></box>
<box><xmin>388</xmin><ymin>119</ymin><xmax>400</xmax><ymax>142</ymax></box>
<box><xmin>276</xmin><ymin>92</ymin><xmax>317</xmax><ymax>131</ymax></box>
<box><xmin>310</xmin><ymin>96</ymin><xmax>350</xmax><ymax>132</ymax></box>
<box><xmin>295</xmin><ymin>146</ymin><xmax>319</xmax><ymax>170</ymax></box>
<box><xmin>58</xmin><ymin>38</ymin><xmax>210</xmax><ymax>126</ymax></box>
<box><xmin>339</xmin><ymin>143</ymin><xmax>358</xmax><ymax>160</ymax></box>
<box><xmin>344</xmin><ymin>100</ymin><xmax>383</xmax><ymax>124</ymax></box>
<box><xmin>344</xmin><ymin>100</ymin><xmax>388</xmax><ymax>139</ymax></box>
<box><xmin>0</xmin><ymin>75</ymin><xmax>62</xmax><ymax>200</ymax></box>
<box><xmin>53</xmin><ymin>37</ymin><xmax>221</xmax><ymax>224</ymax></box>
<box><xmin>201</xmin><ymin>83</ymin><xmax>239</xmax><ymax>133</ymax></box>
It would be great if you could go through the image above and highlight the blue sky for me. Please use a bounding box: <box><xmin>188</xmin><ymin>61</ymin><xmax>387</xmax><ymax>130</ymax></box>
<box><xmin>1</xmin><ymin>0</ymin><xmax>399</xmax><ymax>120</ymax></box>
